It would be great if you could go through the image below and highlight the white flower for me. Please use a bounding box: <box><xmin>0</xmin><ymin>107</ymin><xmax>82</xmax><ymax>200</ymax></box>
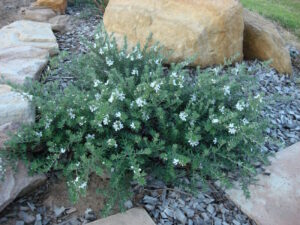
<box><xmin>109</xmin><ymin>90</ymin><xmax>125</xmax><ymax>103</ymax></box>
<box><xmin>191</xmin><ymin>94</ymin><xmax>197</xmax><ymax>102</ymax></box>
<box><xmin>232</xmin><ymin>67</ymin><xmax>239</xmax><ymax>76</ymax></box>
<box><xmin>130</xmin><ymin>122</ymin><xmax>136</xmax><ymax>130</ymax></box>
<box><xmin>212</xmin><ymin>118</ymin><xmax>219</xmax><ymax>124</ymax></box>
<box><xmin>228</xmin><ymin>123</ymin><xmax>237</xmax><ymax>135</ymax></box>
<box><xmin>107</xmin><ymin>139</ymin><xmax>118</xmax><ymax>148</ymax></box>
<box><xmin>89</xmin><ymin>105</ymin><xmax>98</xmax><ymax>112</ymax></box>
<box><xmin>113</xmin><ymin>120</ymin><xmax>124</xmax><ymax>131</ymax></box>
<box><xmin>79</xmin><ymin>116</ymin><xmax>86</xmax><ymax>126</ymax></box>
<box><xmin>171</xmin><ymin>72</ymin><xmax>177</xmax><ymax>78</ymax></box>
<box><xmin>94</xmin><ymin>79</ymin><xmax>101</xmax><ymax>87</ymax></box>
<box><xmin>68</xmin><ymin>108</ymin><xmax>75</xmax><ymax>119</ymax></box>
<box><xmin>213</xmin><ymin>67</ymin><xmax>221</xmax><ymax>75</ymax></box>
<box><xmin>115</xmin><ymin>112</ymin><xmax>121</xmax><ymax>118</ymax></box>
<box><xmin>95</xmin><ymin>93</ymin><xmax>101</xmax><ymax>100</ymax></box>
<box><xmin>219</xmin><ymin>106</ymin><xmax>225</xmax><ymax>114</ymax></box>
<box><xmin>130</xmin><ymin>56</ymin><xmax>134</xmax><ymax>61</ymax></box>
<box><xmin>106</xmin><ymin>57</ymin><xmax>114</xmax><ymax>66</ymax></box>
<box><xmin>142</xmin><ymin>112</ymin><xmax>149</xmax><ymax>121</ymax></box>
<box><xmin>150</xmin><ymin>81</ymin><xmax>162</xmax><ymax>93</ymax></box>
<box><xmin>60</xmin><ymin>148</ymin><xmax>66</xmax><ymax>154</ymax></box>
<box><xmin>136</xmin><ymin>97</ymin><xmax>147</xmax><ymax>107</ymax></box>
<box><xmin>108</xmin><ymin>94</ymin><xmax>114</xmax><ymax>103</ymax></box>
<box><xmin>99</xmin><ymin>48</ymin><xmax>104</xmax><ymax>55</ymax></box>
<box><xmin>95</xmin><ymin>34</ymin><xmax>100</xmax><ymax>40</ymax></box>
<box><xmin>236</xmin><ymin>101</ymin><xmax>245</xmax><ymax>111</ymax></box>
<box><xmin>223</xmin><ymin>86</ymin><xmax>231</xmax><ymax>96</ymax></box>
<box><xmin>179</xmin><ymin>112</ymin><xmax>188</xmax><ymax>121</ymax></box>
<box><xmin>155</xmin><ymin>59</ymin><xmax>160</xmax><ymax>65</ymax></box>
<box><xmin>254</xmin><ymin>94</ymin><xmax>263</xmax><ymax>103</ymax></box>
<box><xmin>75</xmin><ymin>176</ymin><xmax>79</xmax><ymax>183</ymax></box>
<box><xmin>242</xmin><ymin>118</ymin><xmax>249</xmax><ymax>125</ymax></box>
<box><xmin>86</xmin><ymin>134</ymin><xmax>95</xmax><ymax>139</ymax></box>
<box><xmin>93</xmin><ymin>43</ymin><xmax>97</xmax><ymax>49</ymax></box>
<box><xmin>79</xmin><ymin>182</ymin><xmax>87</xmax><ymax>189</ymax></box>
<box><xmin>173</xmin><ymin>158</ymin><xmax>180</xmax><ymax>166</ymax></box>
<box><xmin>131</xmin><ymin>69</ymin><xmax>139</xmax><ymax>75</ymax></box>
<box><xmin>173</xmin><ymin>79</ymin><xmax>177</xmax><ymax>86</ymax></box>
<box><xmin>213</xmin><ymin>138</ymin><xmax>218</xmax><ymax>145</ymax></box>
<box><xmin>137</xmin><ymin>53</ymin><xmax>142</xmax><ymax>59</ymax></box>
<box><xmin>211</xmin><ymin>79</ymin><xmax>216</xmax><ymax>84</ymax></box>
<box><xmin>188</xmin><ymin>139</ymin><xmax>199</xmax><ymax>147</ymax></box>
<box><xmin>35</xmin><ymin>131</ymin><xmax>42</xmax><ymax>138</ymax></box>
<box><xmin>103</xmin><ymin>114</ymin><xmax>110</xmax><ymax>125</ymax></box>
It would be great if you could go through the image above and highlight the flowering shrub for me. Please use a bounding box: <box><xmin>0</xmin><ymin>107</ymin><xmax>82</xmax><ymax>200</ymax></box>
<box><xmin>4</xmin><ymin>26</ymin><xmax>269</xmax><ymax>213</ymax></box>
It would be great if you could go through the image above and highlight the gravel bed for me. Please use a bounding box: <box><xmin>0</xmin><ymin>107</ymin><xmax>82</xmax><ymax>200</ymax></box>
<box><xmin>1</xmin><ymin>5</ymin><xmax>299</xmax><ymax>225</ymax></box>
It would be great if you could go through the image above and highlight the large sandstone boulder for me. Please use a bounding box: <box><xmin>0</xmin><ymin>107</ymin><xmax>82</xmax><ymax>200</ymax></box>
<box><xmin>0</xmin><ymin>20</ymin><xmax>59</xmax><ymax>56</ymax></box>
<box><xmin>0</xmin><ymin>46</ymin><xmax>49</xmax><ymax>84</ymax></box>
<box><xmin>103</xmin><ymin>0</ymin><xmax>244</xmax><ymax>67</ymax></box>
<box><xmin>0</xmin><ymin>160</ymin><xmax>46</xmax><ymax>212</ymax></box>
<box><xmin>243</xmin><ymin>9</ymin><xmax>292</xmax><ymax>75</ymax></box>
<box><xmin>35</xmin><ymin>0</ymin><xmax>67</xmax><ymax>14</ymax></box>
<box><xmin>0</xmin><ymin>85</ymin><xmax>35</xmax><ymax>127</ymax></box>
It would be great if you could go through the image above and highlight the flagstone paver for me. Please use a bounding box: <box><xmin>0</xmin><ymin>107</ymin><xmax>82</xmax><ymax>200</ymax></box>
<box><xmin>87</xmin><ymin>208</ymin><xmax>156</xmax><ymax>225</ymax></box>
<box><xmin>226</xmin><ymin>142</ymin><xmax>300</xmax><ymax>225</ymax></box>
<box><xmin>0</xmin><ymin>84</ymin><xmax>35</xmax><ymax>127</ymax></box>
<box><xmin>0</xmin><ymin>20</ymin><xmax>58</xmax><ymax>56</ymax></box>
<box><xmin>0</xmin><ymin>46</ymin><xmax>49</xmax><ymax>84</ymax></box>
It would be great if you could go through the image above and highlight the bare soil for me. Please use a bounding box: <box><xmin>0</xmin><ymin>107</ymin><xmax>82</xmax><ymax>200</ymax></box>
<box><xmin>0</xmin><ymin>0</ymin><xmax>34</xmax><ymax>28</ymax></box>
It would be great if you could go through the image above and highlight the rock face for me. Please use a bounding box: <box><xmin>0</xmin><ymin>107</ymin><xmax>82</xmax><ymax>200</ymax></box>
<box><xmin>0</xmin><ymin>161</ymin><xmax>46</xmax><ymax>213</ymax></box>
<box><xmin>103</xmin><ymin>0</ymin><xmax>244</xmax><ymax>67</ymax></box>
<box><xmin>0</xmin><ymin>46</ymin><xmax>49</xmax><ymax>84</ymax></box>
<box><xmin>35</xmin><ymin>0</ymin><xmax>67</xmax><ymax>14</ymax></box>
<box><xmin>0</xmin><ymin>85</ymin><xmax>35</xmax><ymax>127</ymax></box>
<box><xmin>0</xmin><ymin>20</ymin><xmax>59</xmax><ymax>56</ymax></box>
<box><xmin>226</xmin><ymin>142</ymin><xmax>300</xmax><ymax>225</ymax></box>
<box><xmin>243</xmin><ymin>9</ymin><xmax>292</xmax><ymax>74</ymax></box>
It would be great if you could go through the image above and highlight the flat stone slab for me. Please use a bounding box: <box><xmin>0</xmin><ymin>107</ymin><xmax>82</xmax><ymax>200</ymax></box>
<box><xmin>226</xmin><ymin>142</ymin><xmax>300</xmax><ymax>225</ymax></box>
<box><xmin>87</xmin><ymin>208</ymin><xmax>156</xmax><ymax>225</ymax></box>
<box><xmin>0</xmin><ymin>84</ymin><xmax>35</xmax><ymax>127</ymax></box>
<box><xmin>0</xmin><ymin>20</ymin><xmax>58</xmax><ymax>56</ymax></box>
<box><xmin>0</xmin><ymin>161</ymin><xmax>46</xmax><ymax>212</ymax></box>
<box><xmin>0</xmin><ymin>46</ymin><xmax>49</xmax><ymax>84</ymax></box>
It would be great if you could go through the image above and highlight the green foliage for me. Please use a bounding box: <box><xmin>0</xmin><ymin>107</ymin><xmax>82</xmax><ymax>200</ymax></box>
<box><xmin>241</xmin><ymin>0</ymin><xmax>300</xmax><ymax>38</ymax></box>
<box><xmin>4</xmin><ymin>25</ymin><xmax>269</xmax><ymax>213</ymax></box>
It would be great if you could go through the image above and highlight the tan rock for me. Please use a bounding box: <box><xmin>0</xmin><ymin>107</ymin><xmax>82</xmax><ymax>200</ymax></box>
<box><xmin>0</xmin><ymin>20</ymin><xmax>59</xmax><ymax>56</ymax></box>
<box><xmin>103</xmin><ymin>0</ymin><xmax>244</xmax><ymax>67</ymax></box>
<box><xmin>49</xmin><ymin>15</ymin><xmax>72</xmax><ymax>33</ymax></box>
<box><xmin>35</xmin><ymin>0</ymin><xmax>67</xmax><ymax>14</ymax></box>
<box><xmin>226</xmin><ymin>142</ymin><xmax>300</xmax><ymax>225</ymax></box>
<box><xmin>243</xmin><ymin>9</ymin><xmax>292</xmax><ymax>75</ymax></box>
<box><xmin>0</xmin><ymin>46</ymin><xmax>49</xmax><ymax>84</ymax></box>
<box><xmin>0</xmin><ymin>84</ymin><xmax>35</xmax><ymax>127</ymax></box>
<box><xmin>0</xmin><ymin>160</ymin><xmax>46</xmax><ymax>212</ymax></box>
<box><xmin>87</xmin><ymin>208</ymin><xmax>155</xmax><ymax>225</ymax></box>
<box><xmin>19</xmin><ymin>7</ymin><xmax>57</xmax><ymax>22</ymax></box>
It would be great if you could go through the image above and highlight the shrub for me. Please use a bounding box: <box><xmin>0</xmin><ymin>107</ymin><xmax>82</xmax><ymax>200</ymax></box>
<box><xmin>4</xmin><ymin>25</ymin><xmax>269</xmax><ymax>214</ymax></box>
